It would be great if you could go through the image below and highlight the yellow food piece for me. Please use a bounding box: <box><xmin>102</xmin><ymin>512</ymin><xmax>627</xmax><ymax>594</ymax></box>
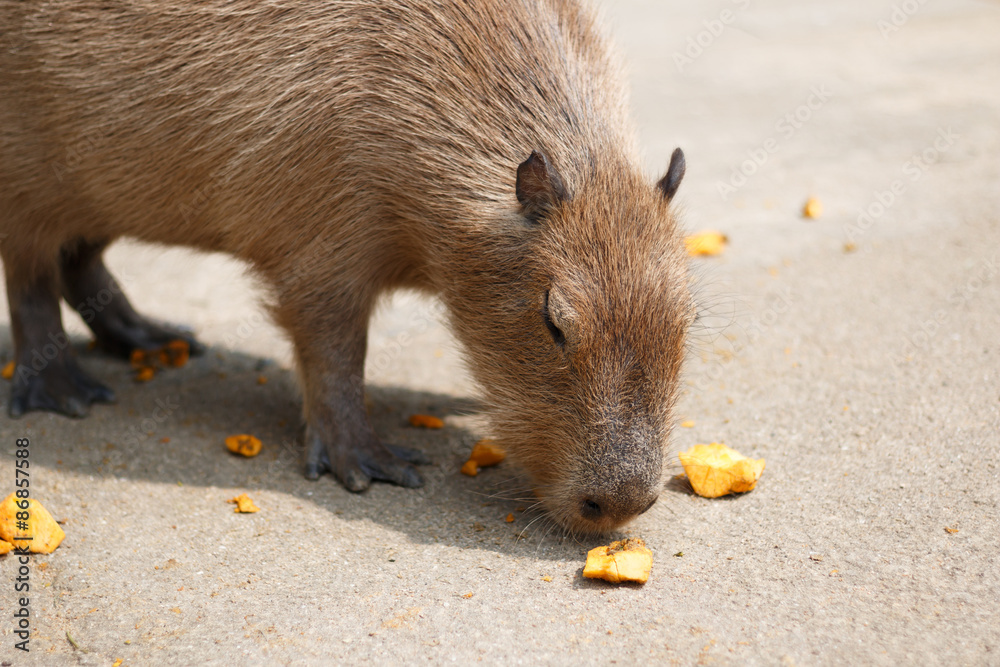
<box><xmin>802</xmin><ymin>197</ymin><xmax>823</xmax><ymax>219</ymax></box>
<box><xmin>130</xmin><ymin>348</ymin><xmax>152</xmax><ymax>369</ymax></box>
<box><xmin>679</xmin><ymin>443</ymin><xmax>766</xmax><ymax>498</ymax></box>
<box><xmin>409</xmin><ymin>414</ymin><xmax>444</xmax><ymax>428</ymax></box>
<box><xmin>225</xmin><ymin>434</ymin><xmax>262</xmax><ymax>458</ymax></box>
<box><xmin>583</xmin><ymin>538</ymin><xmax>653</xmax><ymax>584</ymax></box>
<box><xmin>1</xmin><ymin>361</ymin><xmax>14</xmax><ymax>381</ymax></box>
<box><xmin>685</xmin><ymin>231</ymin><xmax>728</xmax><ymax>257</ymax></box>
<box><xmin>159</xmin><ymin>340</ymin><xmax>190</xmax><ymax>368</ymax></box>
<box><xmin>469</xmin><ymin>439</ymin><xmax>505</xmax><ymax>467</ymax></box>
<box><xmin>0</xmin><ymin>493</ymin><xmax>66</xmax><ymax>554</ymax></box>
<box><xmin>460</xmin><ymin>459</ymin><xmax>479</xmax><ymax>477</ymax></box>
<box><xmin>0</xmin><ymin>540</ymin><xmax>13</xmax><ymax>555</ymax></box>
<box><xmin>134</xmin><ymin>366</ymin><xmax>155</xmax><ymax>382</ymax></box>
<box><xmin>227</xmin><ymin>493</ymin><xmax>260</xmax><ymax>513</ymax></box>
<box><xmin>680</xmin><ymin>420</ymin><xmax>695</xmax><ymax>428</ymax></box>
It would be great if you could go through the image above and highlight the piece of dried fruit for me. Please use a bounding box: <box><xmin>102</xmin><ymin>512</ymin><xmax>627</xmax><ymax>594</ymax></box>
<box><xmin>409</xmin><ymin>414</ymin><xmax>444</xmax><ymax>428</ymax></box>
<box><xmin>685</xmin><ymin>231</ymin><xmax>728</xmax><ymax>257</ymax></box>
<box><xmin>130</xmin><ymin>348</ymin><xmax>153</xmax><ymax>369</ymax></box>
<box><xmin>225</xmin><ymin>434</ymin><xmax>262</xmax><ymax>458</ymax></box>
<box><xmin>159</xmin><ymin>340</ymin><xmax>190</xmax><ymax>368</ymax></box>
<box><xmin>469</xmin><ymin>439</ymin><xmax>505</xmax><ymax>467</ymax></box>
<box><xmin>679</xmin><ymin>443</ymin><xmax>765</xmax><ymax>498</ymax></box>
<box><xmin>802</xmin><ymin>197</ymin><xmax>823</xmax><ymax>219</ymax></box>
<box><xmin>1</xmin><ymin>361</ymin><xmax>14</xmax><ymax>381</ymax></box>
<box><xmin>0</xmin><ymin>493</ymin><xmax>66</xmax><ymax>554</ymax></box>
<box><xmin>583</xmin><ymin>538</ymin><xmax>653</xmax><ymax>584</ymax></box>
<box><xmin>227</xmin><ymin>493</ymin><xmax>260</xmax><ymax>513</ymax></box>
<box><xmin>134</xmin><ymin>366</ymin><xmax>156</xmax><ymax>382</ymax></box>
<box><xmin>460</xmin><ymin>460</ymin><xmax>479</xmax><ymax>477</ymax></box>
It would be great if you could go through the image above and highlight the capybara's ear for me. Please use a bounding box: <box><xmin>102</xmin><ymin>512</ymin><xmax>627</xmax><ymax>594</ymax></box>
<box><xmin>657</xmin><ymin>147</ymin><xmax>685</xmax><ymax>201</ymax></box>
<box><xmin>516</xmin><ymin>150</ymin><xmax>570</xmax><ymax>222</ymax></box>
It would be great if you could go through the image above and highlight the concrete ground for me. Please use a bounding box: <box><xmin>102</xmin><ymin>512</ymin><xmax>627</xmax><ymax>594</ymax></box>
<box><xmin>2</xmin><ymin>0</ymin><xmax>999</xmax><ymax>664</ymax></box>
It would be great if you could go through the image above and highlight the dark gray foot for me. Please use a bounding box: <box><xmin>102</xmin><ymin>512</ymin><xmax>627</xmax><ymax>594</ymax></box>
<box><xmin>9</xmin><ymin>357</ymin><xmax>115</xmax><ymax>418</ymax></box>
<box><xmin>303</xmin><ymin>429</ymin><xmax>426</xmax><ymax>491</ymax></box>
<box><xmin>3</xmin><ymin>254</ymin><xmax>116</xmax><ymax>419</ymax></box>
<box><xmin>60</xmin><ymin>239</ymin><xmax>205</xmax><ymax>358</ymax></box>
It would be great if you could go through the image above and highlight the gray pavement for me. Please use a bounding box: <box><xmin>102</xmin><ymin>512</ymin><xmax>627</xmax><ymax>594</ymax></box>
<box><xmin>1</xmin><ymin>0</ymin><xmax>999</xmax><ymax>664</ymax></box>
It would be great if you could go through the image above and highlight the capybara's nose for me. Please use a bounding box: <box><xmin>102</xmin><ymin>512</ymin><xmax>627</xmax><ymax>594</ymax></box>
<box><xmin>579</xmin><ymin>487</ymin><xmax>660</xmax><ymax>525</ymax></box>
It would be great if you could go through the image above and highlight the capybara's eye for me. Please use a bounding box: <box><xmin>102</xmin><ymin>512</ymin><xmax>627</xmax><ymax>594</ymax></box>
<box><xmin>542</xmin><ymin>291</ymin><xmax>566</xmax><ymax>347</ymax></box>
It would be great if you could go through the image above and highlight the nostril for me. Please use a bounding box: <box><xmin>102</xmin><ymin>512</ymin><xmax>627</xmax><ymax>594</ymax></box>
<box><xmin>581</xmin><ymin>498</ymin><xmax>603</xmax><ymax>519</ymax></box>
<box><xmin>639</xmin><ymin>496</ymin><xmax>658</xmax><ymax>516</ymax></box>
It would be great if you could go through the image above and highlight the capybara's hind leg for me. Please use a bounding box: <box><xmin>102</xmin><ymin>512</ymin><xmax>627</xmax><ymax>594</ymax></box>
<box><xmin>60</xmin><ymin>239</ymin><xmax>205</xmax><ymax>358</ymax></box>
<box><xmin>3</xmin><ymin>256</ymin><xmax>115</xmax><ymax>418</ymax></box>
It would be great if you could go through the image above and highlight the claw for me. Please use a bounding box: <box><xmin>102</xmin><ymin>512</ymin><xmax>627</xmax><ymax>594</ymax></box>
<box><xmin>303</xmin><ymin>427</ymin><xmax>427</xmax><ymax>490</ymax></box>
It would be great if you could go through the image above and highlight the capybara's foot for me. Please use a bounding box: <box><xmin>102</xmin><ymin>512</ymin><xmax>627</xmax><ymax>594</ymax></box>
<box><xmin>90</xmin><ymin>313</ymin><xmax>206</xmax><ymax>360</ymax></box>
<box><xmin>60</xmin><ymin>239</ymin><xmax>205</xmax><ymax>358</ymax></box>
<box><xmin>303</xmin><ymin>428</ymin><xmax>426</xmax><ymax>491</ymax></box>
<box><xmin>9</xmin><ymin>357</ymin><xmax>115</xmax><ymax>418</ymax></box>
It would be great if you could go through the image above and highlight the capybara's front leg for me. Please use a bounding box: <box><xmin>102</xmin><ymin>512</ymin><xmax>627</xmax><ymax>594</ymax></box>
<box><xmin>3</xmin><ymin>255</ymin><xmax>115</xmax><ymax>418</ymax></box>
<box><xmin>286</xmin><ymin>302</ymin><xmax>428</xmax><ymax>491</ymax></box>
<box><xmin>60</xmin><ymin>239</ymin><xmax>205</xmax><ymax>358</ymax></box>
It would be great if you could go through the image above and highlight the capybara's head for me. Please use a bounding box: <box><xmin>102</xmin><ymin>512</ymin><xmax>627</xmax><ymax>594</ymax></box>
<box><xmin>448</xmin><ymin>149</ymin><xmax>692</xmax><ymax>535</ymax></box>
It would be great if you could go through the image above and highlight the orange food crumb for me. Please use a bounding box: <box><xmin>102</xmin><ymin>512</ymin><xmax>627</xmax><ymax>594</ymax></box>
<box><xmin>134</xmin><ymin>366</ymin><xmax>155</xmax><ymax>382</ymax></box>
<box><xmin>0</xmin><ymin>540</ymin><xmax>12</xmax><ymax>555</ymax></box>
<box><xmin>469</xmin><ymin>439</ymin><xmax>505</xmax><ymax>467</ymax></box>
<box><xmin>0</xmin><ymin>493</ymin><xmax>66</xmax><ymax>554</ymax></box>
<box><xmin>680</xmin><ymin>420</ymin><xmax>695</xmax><ymax>428</ymax></box>
<box><xmin>130</xmin><ymin>348</ymin><xmax>152</xmax><ymax>369</ymax></box>
<box><xmin>160</xmin><ymin>437</ymin><xmax>171</xmax><ymax>444</ymax></box>
<box><xmin>505</xmin><ymin>513</ymin><xmax>515</xmax><ymax>523</ymax></box>
<box><xmin>159</xmin><ymin>340</ymin><xmax>190</xmax><ymax>368</ymax></box>
<box><xmin>1</xmin><ymin>361</ymin><xmax>14</xmax><ymax>381</ymax></box>
<box><xmin>257</xmin><ymin>375</ymin><xmax>268</xmax><ymax>385</ymax></box>
<box><xmin>225</xmin><ymin>434</ymin><xmax>262</xmax><ymax>458</ymax></box>
<box><xmin>460</xmin><ymin>460</ymin><xmax>479</xmax><ymax>477</ymax></box>
<box><xmin>685</xmin><ymin>231</ymin><xmax>728</xmax><ymax>257</ymax></box>
<box><xmin>461</xmin><ymin>592</ymin><xmax>474</xmax><ymax>599</ymax></box>
<box><xmin>409</xmin><ymin>414</ymin><xmax>444</xmax><ymax>429</ymax></box>
<box><xmin>227</xmin><ymin>493</ymin><xmax>260</xmax><ymax>513</ymax></box>
<box><xmin>583</xmin><ymin>538</ymin><xmax>653</xmax><ymax>584</ymax></box>
<box><xmin>679</xmin><ymin>443</ymin><xmax>765</xmax><ymax>498</ymax></box>
<box><xmin>802</xmin><ymin>197</ymin><xmax>823</xmax><ymax>219</ymax></box>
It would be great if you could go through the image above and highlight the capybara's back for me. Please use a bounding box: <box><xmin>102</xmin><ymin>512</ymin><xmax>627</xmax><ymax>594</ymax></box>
<box><xmin>0</xmin><ymin>0</ymin><xmax>692</xmax><ymax>534</ymax></box>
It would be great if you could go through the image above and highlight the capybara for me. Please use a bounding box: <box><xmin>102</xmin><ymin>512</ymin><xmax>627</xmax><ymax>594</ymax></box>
<box><xmin>0</xmin><ymin>0</ymin><xmax>692</xmax><ymax>533</ymax></box>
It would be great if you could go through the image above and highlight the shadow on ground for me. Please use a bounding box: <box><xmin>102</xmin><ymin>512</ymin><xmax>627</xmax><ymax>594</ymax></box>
<box><xmin>1</xmin><ymin>333</ymin><xmax>609</xmax><ymax>563</ymax></box>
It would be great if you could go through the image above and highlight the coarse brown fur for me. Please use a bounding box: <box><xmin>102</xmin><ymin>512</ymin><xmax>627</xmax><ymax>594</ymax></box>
<box><xmin>0</xmin><ymin>0</ymin><xmax>693</xmax><ymax>534</ymax></box>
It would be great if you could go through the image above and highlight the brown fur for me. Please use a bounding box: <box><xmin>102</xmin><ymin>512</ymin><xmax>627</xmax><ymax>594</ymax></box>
<box><xmin>0</xmin><ymin>0</ymin><xmax>692</xmax><ymax>533</ymax></box>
